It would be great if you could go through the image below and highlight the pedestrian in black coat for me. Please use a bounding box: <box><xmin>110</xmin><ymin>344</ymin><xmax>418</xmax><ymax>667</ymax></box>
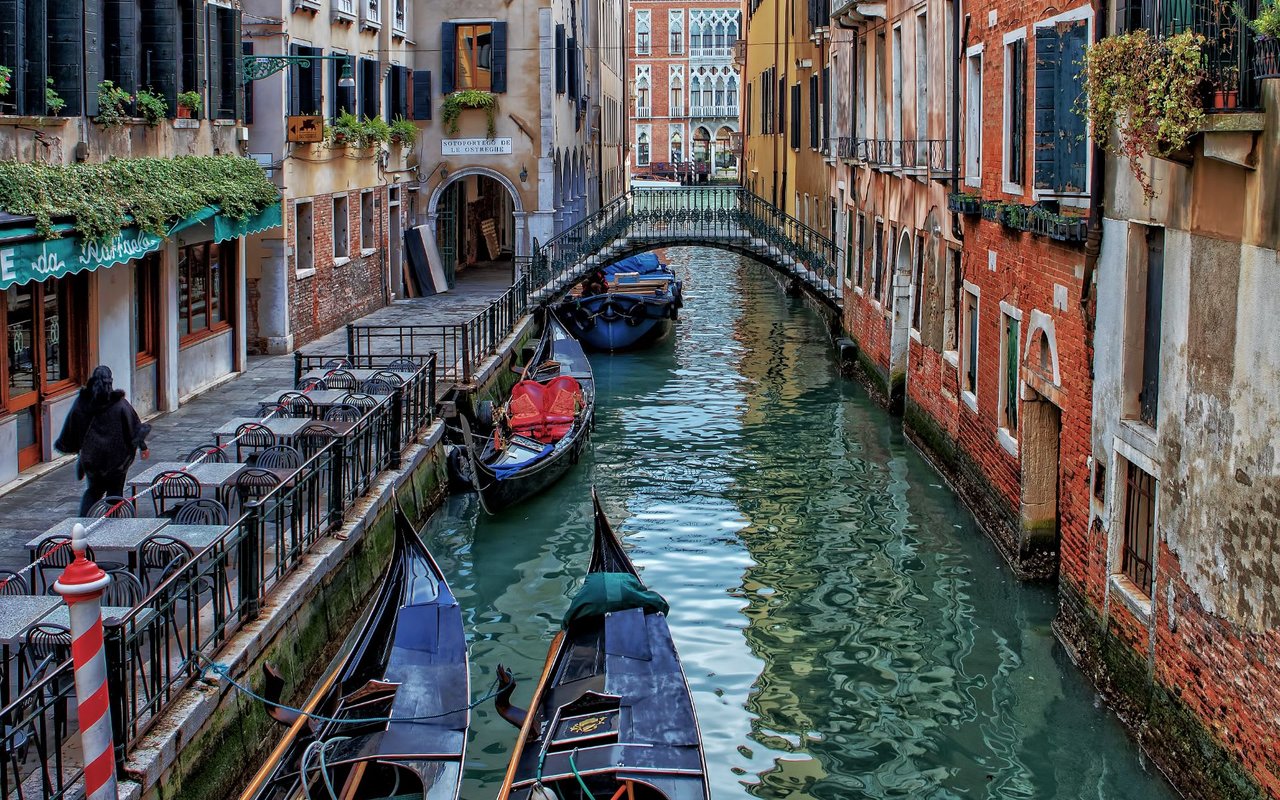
<box><xmin>55</xmin><ymin>365</ymin><xmax>151</xmax><ymax>516</ymax></box>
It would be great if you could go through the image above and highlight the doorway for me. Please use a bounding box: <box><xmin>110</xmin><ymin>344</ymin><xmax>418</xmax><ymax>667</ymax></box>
<box><xmin>433</xmin><ymin>173</ymin><xmax>517</xmax><ymax>285</ymax></box>
<box><xmin>888</xmin><ymin>231</ymin><xmax>913</xmax><ymax>405</ymax></box>
<box><xmin>1020</xmin><ymin>392</ymin><xmax>1063</xmax><ymax>558</ymax></box>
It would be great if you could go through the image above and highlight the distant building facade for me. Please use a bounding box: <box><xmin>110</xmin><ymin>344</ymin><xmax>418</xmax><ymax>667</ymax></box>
<box><xmin>627</xmin><ymin>0</ymin><xmax>743</xmax><ymax>180</ymax></box>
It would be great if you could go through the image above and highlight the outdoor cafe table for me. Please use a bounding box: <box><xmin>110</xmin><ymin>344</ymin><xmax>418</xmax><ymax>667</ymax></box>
<box><xmin>127</xmin><ymin>461</ymin><xmax>249</xmax><ymax>509</ymax></box>
<box><xmin>212</xmin><ymin>416</ymin><xmax>359</xmax><ymax>449</ymax></box>
<box><xmin>26</xmin><ymin>517</ymin><xmax>170</xmax><ymax>572</ymax></box>
<box><xmin>0</xmin><ymin>596</ymin><xmax>61</xmax><ymax>705</ymax></box>
<box><xmin>255</xmin><ymin>388</ymin><xmax>391</xmax><ymax>413</ymax></box>
<box><xmin>297</xmin><ymin>367</ymin><xmax>416</xmax><ymax>384</ymax></box>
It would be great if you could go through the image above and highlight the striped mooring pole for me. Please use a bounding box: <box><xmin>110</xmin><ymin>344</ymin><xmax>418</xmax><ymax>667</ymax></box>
<box><xmin>53</xmin><ymin>522</ymin><xmax>118</xmax><ymax>800</ymax></box>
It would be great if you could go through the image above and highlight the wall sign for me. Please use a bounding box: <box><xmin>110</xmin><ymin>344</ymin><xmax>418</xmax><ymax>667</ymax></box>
<box><xmin>442</xmin><ymin>138</ymin><xmax>513</xmax><ymax>156</ymax></box>
<box><xmin>287</xmin><ymin>115</ymin><xmax>325</xmax><ymax>143</ymax></box>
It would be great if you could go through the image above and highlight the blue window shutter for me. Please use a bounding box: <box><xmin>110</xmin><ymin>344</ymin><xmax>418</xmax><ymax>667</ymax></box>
<box><xmin>1033</xmin><ymin>27</ymin><xmax>1059</xmax><ymax>191</ymax></box>
<box><xmin>440</xmin><ymin>22</ymin><xmax>457</xmax><ymax>94</ymax></box>
<box><xmin>412</xmin><ymin>68</ymin><xmax>433</xmax><ymax>119</ymax></box>
<box><xmin>555</xmin><ymin>24</ymin><xmax>566</xmax><ymax>94</ymax></box>
<box><xmin>243</xmin><ymin>42</ymin><xmax>254</xmax><ymax>123</ymax></box>
<box><xmin>311</xmin><ymin>47</ymin><xmax>324</xmax><ymax>117</ymax></box>
<box><xmin>491</xmin><ymin>21</ymin><xmax>508</xmax><ymax>93</ymax></box>
<box><xmin>289</xmin><ymin>44</ymin><xmax>303</xmax><ymax>116</ymax></box>
<box><xmin>1056</xmin><ymin>19</ymin><xmax>1089</xmax><ymax>193</ymax></box>
<box><xmin>567</xmin><ymin>37</ymin><xmax>578</xmax><ymax>98</ymax></box>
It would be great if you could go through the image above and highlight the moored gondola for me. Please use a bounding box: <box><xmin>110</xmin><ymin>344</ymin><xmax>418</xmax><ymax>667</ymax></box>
<box><xmin>494</xmin><ymin>490</ymin><xmax>710</xmax><ymax>800</ymax></box>
<box><xmin>239</xmin><ymin>501</ymin><xmax>469</xmax><ymax>800</ymax></box>
<box><xmin>556</xmin><ymin>253</ymin><xmax>682</xmax><ymax>352</ymax></box>
<box><xmin>455</xmin><ymin>314</ymin><xmax>595</xmax><ymax>513</ymax></box>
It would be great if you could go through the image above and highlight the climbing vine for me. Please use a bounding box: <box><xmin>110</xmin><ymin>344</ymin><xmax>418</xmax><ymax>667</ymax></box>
<box><xmin>441</xmin><ymin>90</ymin><xmax>498</xmax><ymax>138</ymax></box>
<box><xmin>0</xmin><ymin>155</ymin><xmax>280</xmax><ymax>242</ymax></box>
<box><xmin>1082</xmin><ymin>29</ymin><xmax>1206</xmax><ymax>199</ymax></box>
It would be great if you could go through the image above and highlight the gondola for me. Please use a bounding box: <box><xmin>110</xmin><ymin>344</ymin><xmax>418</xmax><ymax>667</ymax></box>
<box><xmin>454</xmin><ymin>314</ymin><xmax>595</xmax><ymax>513</ymax></box>
<box><xmin>555</xmin><ymin>253</ymin><xmax>682</xmax><ymax>352</ymax></box>
<box><xmin>493</xmin><ymin>490</ymin><xmax>710</xmax><ymax>800</ymax></box>
<box><xmin>239</xmin><ymin>500</ymin><xmax>469</xmax><ymax>800</ymax></box>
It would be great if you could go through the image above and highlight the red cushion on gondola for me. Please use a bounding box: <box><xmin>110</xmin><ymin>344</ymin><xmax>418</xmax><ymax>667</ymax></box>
<box><xmin>506</xmin><ymin>377</ymin><xmax>583</xmax><ymax>443</ymax></box>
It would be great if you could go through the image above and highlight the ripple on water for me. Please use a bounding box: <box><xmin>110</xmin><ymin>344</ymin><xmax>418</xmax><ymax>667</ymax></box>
<box><xmin>419</xmin><ymin>249</ymin><xmax>1176</xmax><ymax>800</ymax></box>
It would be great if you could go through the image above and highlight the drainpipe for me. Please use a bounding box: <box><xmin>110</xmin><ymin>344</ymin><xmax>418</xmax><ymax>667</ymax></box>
<box><xmin>950</xmin><ymin>13</ymin><xmax>970</xmax><ymax>241</ymax></box>
<box><xmin>1080</xmin><ymin>0</ymin><xmax>1107</xmax><ymax>362</ymax></box>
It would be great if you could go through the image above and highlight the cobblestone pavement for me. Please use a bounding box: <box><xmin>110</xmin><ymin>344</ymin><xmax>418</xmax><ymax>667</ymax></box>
<box><xmin>0</xmin><ymin>264</ymin><xmax>515</xmax><ymax>573</ymax></box>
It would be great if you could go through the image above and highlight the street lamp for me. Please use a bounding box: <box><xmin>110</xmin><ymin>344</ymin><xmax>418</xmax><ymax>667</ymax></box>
<box><xmin>242</xmin><ymin>53</ymin><xmax>358</xmax><ymax>85</ymax></box>
<box><xmin>338</xmin><ymin>60</ymin><xmax>355</xmax><ymax>88</ymax></box>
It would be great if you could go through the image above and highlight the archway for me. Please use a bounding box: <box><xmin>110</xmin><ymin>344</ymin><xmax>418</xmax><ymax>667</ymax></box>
<box><xmin>888</xmin><ymin>230</ymin><xmax>913</xmax><ymax>405</ymax></box>
<box><xmin>715</xmin><ymin>125</ymin><xmax>737</xmax><ymax>178</ymax></box>
<box><xmin>427</xmin><ymin>167</ymin><xmax>524</xmax><ymax>287</ymax></box>
<box><xmin>692</xmin><ymin>126</ymin><xmax>711</xmax><ymax>182</ymax></box>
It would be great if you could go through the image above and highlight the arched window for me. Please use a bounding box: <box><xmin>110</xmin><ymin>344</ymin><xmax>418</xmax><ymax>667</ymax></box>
<box><xmin>669</xmin><ymin>13</ymin><xmax>683</xmax><ymax>54</ymax></box>
<box><xmin>714</xmin><ymin>76</ymin><xmax>726</xmax><ymax>110</ymax></box>
<box><xmin>636</xmin><ymin>75</ymin><xmax>650</xmax><ymax>117</ymax></box>
<box><xmin>727</xmin><ymin>75</ymin><xmax>739</xmax><ymax>111</ymax></box>
<box><xmin>669</xmin><ymin>74</ymin><xmax>683</xmax><ymax>115</ymax></box>
<box><xmin>670</xmin><ymin>130</ymin><xmax>683</xmax><ymax>162</ymax></box>
<box><xmin>693</xmin><ymin>126</ymin><xmax>711</xmax><ymax>162</ymax></box>
<box><xmin>690</xmin><ymin>20</ymin><xmax>703</xmax><ymax>52</ymax></box>
<box><xmin>635</xmin><ymin>10</ymin><xmax>650</xmax><ymax>54</ymax></box>
<box><xmin>637</xmin><ymin>131</ymin><xmax>650</xmax><ymax>165</ymax></box>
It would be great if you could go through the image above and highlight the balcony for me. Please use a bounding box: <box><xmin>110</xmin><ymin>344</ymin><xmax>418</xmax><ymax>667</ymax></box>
<box><xmin>831</xmin><ymin>0</ymin><xmax>886</xmax><ymax>26</ymax></box>
<box><xmin>690</xmin><ymin>104</ymin><xmax>739</xmax><ymax>118</ymax></box>
<box><xmin>636</xmin><ymin>106</ymin><xmax>652</xmax><ymax>119</ymax></box>
<box><xmin>844</xmin><ymin>138</ymin><xmax>952</xmax><ymax>173</ymax></box>
<box><xmin>689</xmin><ymin>45</ymin><xmax>736</xmax><ymax>60</ymax></box>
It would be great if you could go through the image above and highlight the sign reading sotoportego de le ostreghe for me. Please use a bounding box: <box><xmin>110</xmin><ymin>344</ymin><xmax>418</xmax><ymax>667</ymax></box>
<box><xmin>441</xmin><ymin>138</ymin><xmax>514</xmax><ymax>156</ymax></box>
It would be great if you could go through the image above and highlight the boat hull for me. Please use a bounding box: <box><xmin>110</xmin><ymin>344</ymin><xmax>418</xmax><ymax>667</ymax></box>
<box><xmin>557</xmin><ymin>293</ymin><xmax>677</xmax><ymax>352</ymax></box>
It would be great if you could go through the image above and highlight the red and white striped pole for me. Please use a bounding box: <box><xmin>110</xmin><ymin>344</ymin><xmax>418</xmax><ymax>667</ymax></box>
<box><xmin>53</xmin><ymin>522</ymin><xmax>118</xmax><ymax>800</ymax></box>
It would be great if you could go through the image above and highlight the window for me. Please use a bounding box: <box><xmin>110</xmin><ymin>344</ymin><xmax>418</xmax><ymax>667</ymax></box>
<box><xmin>808</xmin><ymin>74</ymin><xmax>819</xmax><ymax>150</ymax></box>
<box><xmin>965</xmin><ymin>50</ymin><xmax>983</xmax><ymax>185</ymax></box>
<box><xmin>963</xmin><ymin>286</ymin><xmax>979</xmax><ymax>395</ymax></box>
<box><xmin>636</xmin><ymin>67</ymin><xmax>651</xmax><ymax>117</ymax></box>
<box><xmin>1000</xmin><ymin>310</ymin><xmax>1020</xmax><ymax>432</ymax></box>
<box><xmin>669</xmin><ymin>11</ymin><xmax>684</xmax><ymax>54</ymax></box>
<box><xmin>636</xmin><ymin>10</ymin><xmax>651</xmax><ymax>55</ymax></box>
<box><xmin>363</xmin><ymin>0</ymin><xmax>381</xmax><ymax>26</ymax></box>
<box><xmin>211</xmin><ymin>7</ymin><xmax>242</xmax><ymax>120</ymax></box>
<box><xmin>892</xmin><ymin>25</ymin><xmax>903</xmax><ymax>163</ymax></box>
<box><xmin>178</xmin><ymin>242</ymin><xmax>232</xmax><ymax>342</ymax></box>
<box><xmin>669</xmin><ymin>126</ymin><xmax>684</xmax><ymax>161</ymax></box>
<box><xmin>855</xmin><ymin>214</ymin><xmax>867</xmax><ymax>287</ymax></box>
<box><xmin>670</xmin><ymin>69</ymin><xmax>683</xmax><ymax>116</ymax></box>
<box><xmin>295</xmin><ymin>200</ymin><xmax>314</xmax><ymax>273</ymax></box>
<box><xmin>359</xmin><ymin>58</ymin><xmax>381</xmax><ymax>119</ymax></box>
<box><xmin>945</xmin><ymin>0</ymin><xmax>955</xmax><ymax>159</ymax></box>
<box><xmin>910</xmin><ymin>233</ymin><xmax>924</xmax><ymax>330</ymax></box>
<box><xmin>290</xmin><ymin>45</ymin><xmax>324</xmax><ymax>116</ymax></box>
<box><xmin>331</xmin><ymin>51</ymin><xmax>356</xmax><ymax>119</ymax></box>
<box><xmin>1004</xmin><ymin>35</ymin><xmax>1027</xmax><ymax>188</ymax></box>
<box><xmin>360</xmin><ymin>191</ymin><xmax>376</xmax><ymax>251</ymax></box>
<box><xmin>335</xmin><ymin>0</ymin><xmax>354</xmax><ymax>14</ymax></box>
<box><xmin>1119</xmin><ymin>459</ymin><xmax>1156</xmax><ymax>597</ymax></box>
<box><xmin>871</xmin><ymin>221</ymin><xmax>884</xmax><ymax>298</ymax></box>
<box><xmin>556</xmin><ymin>25</ymin><xmax>567</xmax><ymax>94</ymax></box>
<box><xmin>875</xmin><ymin>32</ymin><xmax>887</xmax><ymax>139</ymax></box>
<box><xmin>944</xmin><ymin>248</ymin><xmax>960</xmax><ymax>351</ymax></box>
<box><xmin>637</xmin><ymin>130</ymin><xmax>651</xmax><ymax>165</ymax></box>
<box><xmin>333</xmin><ymin>195</ymin><xmax>350</xmax><ymax>260</ymax></box>
<box><xmin>134</xmin><ymin>254</ymin><xmax>161</xmax><ymax>365</ymax></box>
<box><xmin>789</xmin><ymin>82</ymin><xmax>801</xmax><ymax>149</ymax></box>
<box><xmin>915</xmin><ymin>13</ymin><xmax>929</xmax><ymax>141</ymax></box>
<box><xmin>1034</xmin><ymin>19</ymin><xmax>1089</xmax><ymax>194</ymax></box>
<box><xmin>844</xmin><ymin>212</ymin><xmax>855</xmax><ymax>282</ymax></box>
<box><xmin>1125</xmin><ymin>225</ymin><xmax>1164</xmax><ymax>427</ymax></box>
<box><xmin>393</xmin><ymin>0</ymin><xmax>406</xmax><ymax>32</ymax></box>
<box><xmin>455</xmin><ymin>23</ymin><xmax>493</xmax><ymax>90</ymax></box>
<box><xmin>386</xmin><ymin>65</ymin><xmax>409</xmax><ymax>120</ymax></box>
<box><xmin>885</xmin><ymin>226</ymin><xmax>897</xmax><ymax>307</ymax></box>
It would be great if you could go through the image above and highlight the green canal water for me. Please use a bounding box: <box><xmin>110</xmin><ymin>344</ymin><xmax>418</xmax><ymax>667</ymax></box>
<box><xmin>421</xmin><ymin>248</ymin><xmax>1177</xmax><ymax>799</ymax></box>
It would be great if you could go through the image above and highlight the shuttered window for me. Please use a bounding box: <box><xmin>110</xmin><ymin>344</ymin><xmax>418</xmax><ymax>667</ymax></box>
<box><xmin>290</xmin><ymin>45</ymin><xmax>324</xmax><ymax>116</ymax></box>
<box><xmin>331</xmin><ymin>53</ymin><xmax>356</xmax><ymax>119</ymax></box>
<box><xmin>386</xmin><ymin>64</ymin><xmax>409</xmax><ymax>119</ymax></box>
<box><xmin>555</xmin><ymin>25</ymin><xmax>566</xmax><ymax>94</ymax></box>
<box><xmin>359</xmin><ymin>57</ymin><xmax>380</xmax><ymax>118</ymax></box>
<box><xmin>412</xmin><ymin>69</ymin><xmax>433</xmax><ymax>119</ymax></box>
<box><xmin>441</xmin><ymin>21</ymin><xmax>507</xmax><ymax>94</ymax></box>
<box><xmin>789</xmin><ymin>82</ymin><xmax>801</xmax><ymax>150</ymax></box>
<box><xmin>1034</xmin><ymin>19</ymin><xmax>1089</xmax><ymax>194</ymax></box>
<box><xmin>243</xmin><ymin>42</ymin><xmax>254</xmax><ymax>124</ymax></box>
<box><xmin>567</xmin><ymin>36</ymin><xmax>579</xmax><ymax>98</ymax></box>
<box><xmin>1006</xmin><ymin>37</ymin><xmax>1026</xmax><ymax>186</ymax></box>
<box><xmin>808</xmin><ymin>74</ymin><xmax>819</xmax><ymax>150</ymax></box>
<box><xmin>777</xmin><ymin>74</ymin><xmax>786</xmax><ymax>137</ymax></box>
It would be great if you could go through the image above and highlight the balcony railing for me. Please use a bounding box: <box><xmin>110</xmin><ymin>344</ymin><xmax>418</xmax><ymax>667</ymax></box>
<box><xmin>1122</xmin><ymin>0</ymin><xmax>1264</xmax><ymax>110</ymax></box>
<box><xmin>690</xmin><ymin>104</ymin><xmax>739</xmax><ymax>118</ymax></box>
<box><xmin>689</xmin><ymin>45</ymin><xmax>735</xmax><ymax>59</ymax></box>
<box><xmin>836</xmin><ymin>138</ymin><xmax>952</xmax><ymax>172</ymax></box>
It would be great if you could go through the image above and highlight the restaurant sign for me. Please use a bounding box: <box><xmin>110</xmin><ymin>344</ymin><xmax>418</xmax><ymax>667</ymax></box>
<box><xmin>441</xmin><ymin>137</ymin><xmax>513</xmax><ymax>156</ymax></box>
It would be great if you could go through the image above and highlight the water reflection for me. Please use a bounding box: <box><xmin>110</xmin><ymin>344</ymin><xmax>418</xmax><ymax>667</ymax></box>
<box><xmin>419</xmin><ymin>248</ymin><xmax>1173</xmax><ymax>800</ymax></box>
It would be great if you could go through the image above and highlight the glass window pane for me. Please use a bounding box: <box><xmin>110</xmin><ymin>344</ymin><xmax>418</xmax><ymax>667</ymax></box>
<box><xmin>43</xmin><ymin>278</ymin><xmax>70</xmax><ymax>385</ymax></box>
<box><xmin>209</xmin><ymin>245</ymin><xmax>223</xmax><ymax>324</ymax></box>
<box><xmin>15</xmin><ymin>407</ymin><xmax>36</xmax><ymax>450</ymax></box>
<box><xmin>6</xmin><ymin>284</ymin><xmax>35</xmax><ymax>397</ymax></box>
<box><xmin>178</xmin><ymin>249</ymin><xmax>191</xmax><ymax>337</ymax></box>
<box><xmin>189</xmin><ymin>245</ymin><xmax>208</xmax><ymax>333</ymax></box>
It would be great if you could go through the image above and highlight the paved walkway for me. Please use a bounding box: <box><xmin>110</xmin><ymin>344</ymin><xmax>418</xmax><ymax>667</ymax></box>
<box><xmin>0</xmin><ymin>264</ymin><xmax>514</xmax><ymax>573</ymax></box>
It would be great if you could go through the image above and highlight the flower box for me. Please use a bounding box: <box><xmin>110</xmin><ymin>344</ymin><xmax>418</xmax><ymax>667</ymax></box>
<box><xmin>947</xmin><ymin>192</ymin><xmax>983</xmax><ymax>215</ymax></box>
<box><xmin>980</xmin><ymin>202</ymin><xmax>1002</xmax><ymax>222</ymax></box>
<box><xmin>1255</xmin><ymin>37</ymin><xmax>1280</xmax><ymax>80</ymax></box>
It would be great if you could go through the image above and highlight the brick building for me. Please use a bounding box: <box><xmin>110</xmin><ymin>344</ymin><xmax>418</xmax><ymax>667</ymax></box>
<box><xmin>628</xmin><ymin>0</ymin><xmax>744</xmax><ymax>180</ymax></box>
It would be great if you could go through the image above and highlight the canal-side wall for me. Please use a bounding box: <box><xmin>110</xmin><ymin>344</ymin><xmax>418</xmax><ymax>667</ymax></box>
<box><xmin>123</xmin><ymin>429</ymin><xmax>450</xmax><ymax>800</ymax></box>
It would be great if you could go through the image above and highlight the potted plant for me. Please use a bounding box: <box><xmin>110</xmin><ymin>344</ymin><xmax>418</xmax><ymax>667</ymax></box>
<box><xmin>44</xmin><ymin>77</ymin><xmax>65</xmax><ymax>115</ymax></box>
<box><xmin>177</xmin><ymin>90</ymin><xmax>202</xmax><ymax>118</ymax></box>
<box><xmin>441</xmin><ymin>89</ymin><xmax>498</xmax><ymax>138</ymax></box>
<box><xmin>390</xmin><ymin>116</ymin><xmax>417</xmax><ymax>146</ymax></box>
<box><xmin>980</xmin><ymin>201</ymin><xmax>1002</xmax><ymax>222</ymax></box>
<box><xmin>363</xmin><ymin>114</ymin><xmax>391</xmax><ymax>146</ymax></box>
<box><xmin>1083</xmin><ymin>29</ymin><xmax>1206</xmax><ymax>199</ymax></box>
<box><xmin>136</xmin><ymin>88</ymin><xmax>167</xmax><ymax>125</ymax></box>
<box><xmin>326</xmin><ymin>110</ymin><xmax>365</xmax><ymax>147</ymax></box>
<box><xmin>947</xmin><ymin>192</ymin><xmax>982</xmax><ymax>215</ymax></box>
<box><xmin>1244</xmin><ymin>0</ymin><xmax>1280</xmax><ymax>78</ymax></box>
<box><xmin>94</xmin><ymin>80</ymin><xmax>132</xmax><ymax>127</ymax></box>
<box><xmin>0</xmin><ymin>66</ymin><xmax>11</xmax><ymax>98</ymax></box>
<box><xmin>998</xmin><ymin>202</ymin><xmax>1028</xmax><ymax>230</ymax></box>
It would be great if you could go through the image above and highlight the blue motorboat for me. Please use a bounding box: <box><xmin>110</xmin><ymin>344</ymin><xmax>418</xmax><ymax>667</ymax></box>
<box><xmin>556</xmin><ymin>252</ymin><xmax>683</xmax><ymax>351</ymax></box>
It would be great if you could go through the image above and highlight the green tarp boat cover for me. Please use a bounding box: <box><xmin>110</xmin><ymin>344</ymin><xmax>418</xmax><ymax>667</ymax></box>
<box><xmin>563</xmin><ymin>572</ymin><xmax>669</xmax><ymax>626</ymax></box>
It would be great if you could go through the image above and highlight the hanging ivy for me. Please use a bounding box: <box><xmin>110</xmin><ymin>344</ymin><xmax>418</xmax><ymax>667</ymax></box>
<box><xmin>441</xmin><ymin>90</ymin><xmax>498</xmax><ymax>138</ymax></box>
<box><xmin>0</xmin><ymin>155</ymin><xmax>280</xmax><ymax>242</ymax></box>
<box><xmin>1082</xmin><ymin>29</ymin><xmax>1206</xmax><ymax>199</ymax></box>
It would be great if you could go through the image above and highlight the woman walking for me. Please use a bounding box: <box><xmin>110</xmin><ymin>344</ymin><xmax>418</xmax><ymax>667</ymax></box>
<box><xmin>55</xmin><ymin>365</ymin><xmax>151</xmax><ymax>515</ymax></box>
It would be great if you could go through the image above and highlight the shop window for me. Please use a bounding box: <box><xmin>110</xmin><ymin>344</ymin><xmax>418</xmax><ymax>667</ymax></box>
<box><xmin>135</xmin><ymin>254</ymin><xmax>161</xmax><ymax>365</ymax></box>
<box><xmin>361</xmin><ymin>191</ymin><xmax>376</xmax><ymax>251</ymax></box>
<box><xmin>1119</xmin><ymin>458</ymin><xmax>1156</xmax><ymax>597</ymax></box>
<box><xmin>178</xmin><ymin>242</ymin><xmax>232</xmax><ymax>343</ymax></box>
<box><xmin>295</xmin><ymin>200</ymin><xmax>315</xmax><ymax>273</ymax></box>
<box><xmin>334</xmin><ymin>195</ymin><xmax>350</xmax><ymax>260</ymax></box>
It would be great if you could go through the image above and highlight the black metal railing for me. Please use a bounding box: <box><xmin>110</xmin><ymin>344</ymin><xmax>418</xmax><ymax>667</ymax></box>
<box><xmin>0</xmin><ymin>659</ymin><xmax>81</xmax><ymax>800</ymax></box>
<box><xmin>1122</xmin><ymin>0</ymin><xmax>1264</xmax><ymax>110</ymax></box>
<box><xmin>854</xmin><ymin>138</ymin><xmax>952</xmax><ymax>171</ymax></box>
<box><xmin>292</xmin><ymin>353</ymin><xmax>438</xmax><ymax>452</ymax></box>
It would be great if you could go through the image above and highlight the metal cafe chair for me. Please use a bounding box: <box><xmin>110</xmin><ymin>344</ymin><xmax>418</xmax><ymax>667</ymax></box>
<box><xmin>0</xmin><ymin>569</ymin><xmax>29</xmax><ymax>595</ymax></box>
<box><xmin>296</xmin><ymin>376</ymin><xmax>327</xmax><ymax>391</ymax></box>
<box><xmin>20</xmin><ymin>624</ymin><xmax>72</xmax><ymax>736</ymax></box>
<box><xmin>361</xmin><ymin>378</ymin><xmax>397</xmax><ymax>395</ymax></box>
<box><xmin>34</xmin><ymin>537</ymin><xmax>93</xmax><ymax>595</ymax></box>
<box><xmin>139</xmin><ymin>534</ymin><xmax>195</xmax><ymax>592</ymax></box>
<box><xmin>323</xmin><ymin>404</ymin><xmax>363</xmax><ymax>423</ymax></box>
<box><xmin>149</xmin><ymin>470</ymin><xmax>201</xmax><ymax>518</ymax></box>
<box><xmin>297</xmin><ymin>423</ymin><xmax>338</xmax><ymax>458</ymax></box>
<box><xmin>187</xmin><ymin>443</ymin><xmax>229</xmax><ymax>463</ymax></box>
<box><xmin>236</xmin><ymin>468</ymin><xmax>281</xmax><ymax>506</ymax></box>
<box><xmin>87</xmin><ymin>495</ymin><xmax>137</xmax><ymax>519</ymax></box>
<box><xmin>272</xmin><ymin>391</ymin><xmax>316</xmax><ymax>419</ymax></box>
<box><xmin>235</xmin><ymin>422</ymin><xmax>277</xmax><ymax>464</ymax></box>
<box><xmin>369</xmin><ymin>369</ymin><xmax>405</xmax><ymax>387</ymax></box>
<box><xmin>338</xmin><ymin>392</ymin><xmax>379</xmax><ymax>413</ymax></box>
<box><xmin>323</xmin><ymin>369</ymin><xmax>359</xmax><ymax>389</ymax></box>
<box><xmin>255</xmin><ymin>445</ymin><xmax>303</xmax><ymax>471</ymax></box>
<box><xmin>174</xmin><ymin>498</ymin><xmax>229</xmax><ymax>526</ymax></box>
<box><xmin>103</xmin><ymin>569</ymin><xmax>145</xmax><ymax>609</ymax></box>
<box><xmin>387</xmin><ymin>358</ymin><xmax>419</xmax><ymax>372</ymax></box>
<box><xmin>322</xmin><ymin>358</ymin><xmax>351</xmax><ymax>369</ymax></box>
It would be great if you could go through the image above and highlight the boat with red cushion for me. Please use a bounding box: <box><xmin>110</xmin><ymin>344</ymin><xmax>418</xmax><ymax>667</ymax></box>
<box><xmin>456</xmin><ymin>314</ymin><xmax>595</xmax><ymax>512</ymax></box>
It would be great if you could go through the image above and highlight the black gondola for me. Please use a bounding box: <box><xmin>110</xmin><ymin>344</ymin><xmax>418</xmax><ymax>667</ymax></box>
<box><xmin>456</xmin><ymin>314</ymin><xmax>595</xmax><ymax>513</ymax></box>
<box><xmin>240</xmin><ymin>501</ymin><xmax>468</xmax><ymax>800</ymax></box>
<box><xmin>495</xmin><ymin>491</ymin><xmax>709</xmax><ymax>800</ymax></box>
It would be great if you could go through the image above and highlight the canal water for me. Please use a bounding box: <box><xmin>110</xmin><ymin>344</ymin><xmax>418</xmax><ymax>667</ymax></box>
<box><xmin>421</xmin><ymin>248</ymin><xmax>1177</xmax><ymax>799</ymax></box>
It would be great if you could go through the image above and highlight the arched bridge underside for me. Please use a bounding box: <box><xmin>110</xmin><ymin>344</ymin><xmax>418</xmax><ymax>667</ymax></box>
<box><xmin>519</xmin><ymin>187</ymin><xmax>842</xmax><ymax>312</ymax></box>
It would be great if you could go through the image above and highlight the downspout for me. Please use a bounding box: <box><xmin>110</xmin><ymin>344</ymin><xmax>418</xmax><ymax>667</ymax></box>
<box><xmin>950</xmin><ymin>12</ymin><xmax>970</xmax><ymax>241</ymax></box>
<box><xmin>1080</xmin><ymin>0</ymin><xmax>1106</xmax><ymax>373</ymax></box>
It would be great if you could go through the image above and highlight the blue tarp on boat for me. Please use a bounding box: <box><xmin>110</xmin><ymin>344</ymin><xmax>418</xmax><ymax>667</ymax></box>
<box><xmin>603</xmin><ymin>252</ymin><xmax>669</xmax><ymax>279</ymax></box>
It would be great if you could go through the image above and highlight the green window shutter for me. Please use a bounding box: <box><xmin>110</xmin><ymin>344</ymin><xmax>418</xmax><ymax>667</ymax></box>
<box><xmin>1009</xmin><ymin>37</ymin><xmax>1026</xmax><ymax>185</ymax></box>
<box><xmin>145</xmin><ymin>0</ymin><xmax>179</xmax><ymax>110</ymax></box>
<box><xmin>491</xmin><ymin>21</ymin><xmax>507</xmax><ymax>93</ymax></box>
<box><xmin>49</xmin><ymin>0</ymin><xmax>85</xmax><ymax>116</ymax></box>
<box><xmin>1033</xmin><ymin>26</ymin><xmax>1059</xmax><ymax>191</ymax></box>
<box><xmin>1056</xmin><ymin>19</ymin><xmax>1089</xmax><ymax>193</ymax></box>
<box><xmin>206</xmin><ymin>4</ymin><xmax>220</xmax><ymax>119</ymax></box>
<box><xmin>289</xmin><ymin>44</ymin><xmax>303</xmax><ymax>116</ymax></box>
<box><xmin>412</xmin><ymin>68</ymin><xmax>432</xmax><ymax>119</ymax></box>
<box><xmin>440</xmin><ymin>22</ymin><xmax>457</xmax><ymax>94</ymax></box>
<box><xmin>555</xmin><ymin>24</ymin><xmax>566</xmax><ymax>94</ymax></box>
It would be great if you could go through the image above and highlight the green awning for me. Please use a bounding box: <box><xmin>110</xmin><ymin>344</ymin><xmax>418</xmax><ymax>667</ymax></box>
<box><xmin>0</xmin><ymin>202</ymin><xmax>282</xmax><ymax>290</ymax></box>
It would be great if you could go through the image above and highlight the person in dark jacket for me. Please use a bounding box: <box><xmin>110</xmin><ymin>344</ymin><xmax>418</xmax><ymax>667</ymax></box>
<box><xmin>55</xmin><ymin>365</ymin><xmax>151</xmax><ymax>515</ymax></box>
